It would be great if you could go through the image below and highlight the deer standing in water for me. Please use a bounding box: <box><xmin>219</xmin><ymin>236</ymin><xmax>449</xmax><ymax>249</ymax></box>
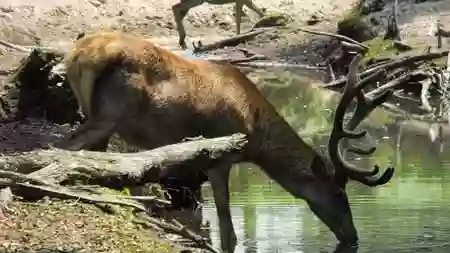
<box><xmin>171</xmin><ymin>0</ymin><xmax>265</xmax><ymax>49</ymax></box>
<box><xmin>57</xmin><ymin>31</ymin><xmax>394</xmax><ymax>253</ymax></box>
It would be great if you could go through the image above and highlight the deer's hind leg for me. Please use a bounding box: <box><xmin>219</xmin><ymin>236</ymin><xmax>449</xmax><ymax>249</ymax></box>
<box><xmin>56</xmin><ymin>119</ymin><xmax>114</xmax><ymax>151</ymax></box>
<box><xmin>56</xmin><ymin>66</ymin><xmax>141</xmax><ymax>152</ymax></box>
<box><xmin>172</xmin><ymin>0</ymin><xmax>205</xmax><ymax>49</ymax></box>
<box><xmin>241</xmin><ymin>0</ymin><xmax>265</xmax><ymax>18</ymax></box>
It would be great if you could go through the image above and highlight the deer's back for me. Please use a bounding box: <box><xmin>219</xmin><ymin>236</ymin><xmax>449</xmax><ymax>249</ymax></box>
<box><xmin>65</xmin><ymin>31</ymin><xmax>269</xmax><ymax>150</ymax></box>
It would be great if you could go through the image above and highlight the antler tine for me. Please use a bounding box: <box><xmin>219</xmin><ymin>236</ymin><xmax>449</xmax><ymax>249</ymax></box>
<box><xmin>346</xmin><ymin>70</ymin><xmax>392</xmax><ymax>131</ymax></box>
<box><xmin>356</xmin><ymin>165</ymin><xmax>395</xmax><ymax>186</ymax></box>
<box><xmin>347</xmin><ymin>146</ymin><xmax>376</xmax><ymax>155</ymax></box>
<box><xmin>344</xmin><ymin>69</ymin><xmax>391</xmax><ymax>156</ymax></box>
<box><xmin>328</xmin><ymin>54</ymin><xmax>390</xmax><ymax>180</ymax></box>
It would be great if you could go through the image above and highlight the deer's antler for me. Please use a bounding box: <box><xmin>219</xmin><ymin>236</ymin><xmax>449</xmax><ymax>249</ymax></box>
<box><xmin>328</xmin><ymin>54</ymin><xmax>395</xmax><ymax>186</ymax></box>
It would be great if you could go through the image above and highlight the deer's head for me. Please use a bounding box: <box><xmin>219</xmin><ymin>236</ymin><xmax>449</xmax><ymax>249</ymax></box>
<box><xmin>300</xmin><ymin>54</ymin><xmax>395</xmax><ymax>248</ymax></box>
<box><xmin>325</xmin><ymin>54</ymin><xmax>394</xmax><ymax>189</ymax></box>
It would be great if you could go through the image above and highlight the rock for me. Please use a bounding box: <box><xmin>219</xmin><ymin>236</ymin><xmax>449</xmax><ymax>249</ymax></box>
<box><xmin>307</xmin><ymin>14</ymin><xmax>323</xmax><ymax>26</ymax></box>
<box><xmin>337</xmin><ymin>16</ymin><xmax>377</xmax><ymax>42</ymax></box>
<box><xmin>252</xmin><ymin>12</ymin><xmax>292</xmax><ymax>29</ymax></box>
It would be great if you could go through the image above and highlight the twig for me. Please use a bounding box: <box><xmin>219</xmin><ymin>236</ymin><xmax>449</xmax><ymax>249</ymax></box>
<box><xmin>0</xmin><ymin>170</ymin><xmax>160</xmax><ymax>212</ymax></box>
<box><xmin>134</xmin><ymin>212</ymin><xmax>219</xmax><ymax>253</ymax></box>
<box><xmin>0</xmin><ymin>39</ymin><xmax>31</xmax><ymax>53</ymax></box>
<box><xmin>366</xmin><ymin>70</ymin><xmax>419</xmax><ymax>98</ymax></box>
<box><xmin>341</xmin><ymin>41</ymin><xmax>366</xmax><ymax>53</ymax></box>
<box><xmin>234</xmin><ymin>61</ymin><xmax>326</xmax><ymax>70</ymax></box>
<box><xmin>380</xmin><ymin>101</ymin><xmax>438</xmax><ymax>122</ymax></box>
<box><xmin>172</xmin><ymin>218</ymin><xmax>216</xmax><ymax>251</ymax></box>
<box><xmin>192</xmin><ymin>29</ymin><xmax>265</xmax><ymax>53</ymax></box>
<box><xmin>118</xmin><ymin>195</ymin><xmax>171</xmax><ymax>205</ymax></box>
<box><xmin>393</xmin><ymin>90</ymin><xmax>420</xmax><ymax>103</ymax></box>
<box><xmin>297</xmin><ymin>27</ymin><xmax>369</xmax><ymax>51</ymax></box>
<box><xmin>209</xmin><ymin>54</ymin><xmax>268</xmax><ymax>64</ymax></box>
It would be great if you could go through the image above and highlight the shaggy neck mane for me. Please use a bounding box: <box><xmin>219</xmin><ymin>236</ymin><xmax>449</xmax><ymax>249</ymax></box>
<box><xmin>247</xmin><ymin>106</ymin><xmax>324</xmax><ymax>196</ymax></box>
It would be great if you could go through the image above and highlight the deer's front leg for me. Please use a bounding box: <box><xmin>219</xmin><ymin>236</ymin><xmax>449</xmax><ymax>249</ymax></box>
<box><xmin>207</xmin><ymin>164</ymin><xmax>236</xmax><ymax>253</ymax></box>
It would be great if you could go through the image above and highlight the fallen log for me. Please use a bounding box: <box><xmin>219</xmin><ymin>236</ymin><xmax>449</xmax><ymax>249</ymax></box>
<box><xmin>0</xmin><ymin>133</ymin><xmax>247</xmax><ymax>189</ymax></box>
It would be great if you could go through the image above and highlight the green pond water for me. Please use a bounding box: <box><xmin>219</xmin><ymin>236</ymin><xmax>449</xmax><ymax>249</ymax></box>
<box><xmin>197</xmin><ymin>69</ymin><xmax>450</xmax><ymax>253</ymax></box>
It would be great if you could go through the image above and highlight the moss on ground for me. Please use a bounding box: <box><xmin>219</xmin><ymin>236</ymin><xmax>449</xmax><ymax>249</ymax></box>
<box><xmin>363</xmin><ymin>37</ymin><xmax>398</xmax><ymax>59</ymax></box>
<box><xmin>0</xmin><ymin>198</ymin><xmax>190</xmax><ymax>253</ymax></box>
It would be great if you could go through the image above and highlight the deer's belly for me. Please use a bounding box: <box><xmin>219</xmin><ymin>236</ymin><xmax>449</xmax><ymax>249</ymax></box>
<box><xmin>113</xmin><ymin>110</ymin><xmax>202</xmax><ymax>150</ymax></box>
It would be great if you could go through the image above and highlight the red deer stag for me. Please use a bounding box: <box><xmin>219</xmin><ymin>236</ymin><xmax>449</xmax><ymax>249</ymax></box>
<box><xmin>57</xmin><ymin>31</ymin><xmax>394</xmax><ymax>253</ymax></box>
<box><xmin>171</xmin><ymin>0</ymin><xmax>265</xmax><ymax>49</ymax></box>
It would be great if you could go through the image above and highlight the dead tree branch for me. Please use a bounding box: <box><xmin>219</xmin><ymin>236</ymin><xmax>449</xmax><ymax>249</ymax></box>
<box><xmin>325</xmin><ymin>50</ymin><xmax>450</xmax><ymax>89</ymax></box>
<box><xmin>209</xmin><ymin>54</ymin><xmax>268</xmax><ymax>64</ymax></box>
<box><xmin>234</xmin><ymin>61</ymin><xmax>327</xmax><ymax>70</ymax></box>
<box><xmin>0</xmin><ymin>39</ymin><xmax>31</xmax><ymax>53</ymax></box>
<box><xmin>297</xmin><ymin>27</ymin><xmax>369</xmax><ymax>52</ymax></box>
<box><xmin>192</xmin><ymin>29</ymin><xmax>265</xmax><ymax>53</ymax></box>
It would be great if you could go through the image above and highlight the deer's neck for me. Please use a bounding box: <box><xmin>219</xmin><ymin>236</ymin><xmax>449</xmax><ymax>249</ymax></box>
<box><xmin>247</xmin><ymin>109</ymin><xmax>323</xmax><ymax>196</ymax></box>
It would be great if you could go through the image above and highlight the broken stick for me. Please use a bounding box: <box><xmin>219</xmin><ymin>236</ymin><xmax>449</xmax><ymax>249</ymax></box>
<box><xmin>297</xmin><ymin>27</ymin><xmax>369</xmax><ymax>52</ymax></box>
<box><xmin>192</xmin><ymin>29</ymin><xmax>265</xmax><ymax>53</ymax></box>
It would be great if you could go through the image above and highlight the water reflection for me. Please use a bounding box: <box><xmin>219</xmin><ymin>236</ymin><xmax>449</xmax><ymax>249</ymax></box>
<box><xmin>198</xmin><ymin>70</ymin><xmax>450</xmax><ymax>253</ymax></box>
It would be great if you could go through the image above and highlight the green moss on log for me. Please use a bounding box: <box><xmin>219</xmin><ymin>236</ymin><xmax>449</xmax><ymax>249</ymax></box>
<box><xmin>363</xmin><ymin>37</ymin><xmax>398</xmax><ymax>59</ymax></box>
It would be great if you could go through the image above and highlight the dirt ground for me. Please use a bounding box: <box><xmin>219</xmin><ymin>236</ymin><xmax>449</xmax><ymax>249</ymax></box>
<box><xmin>0</xmin><ymin>0</ymin><xmax>361</xmax><ymax>71</ymax></box>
